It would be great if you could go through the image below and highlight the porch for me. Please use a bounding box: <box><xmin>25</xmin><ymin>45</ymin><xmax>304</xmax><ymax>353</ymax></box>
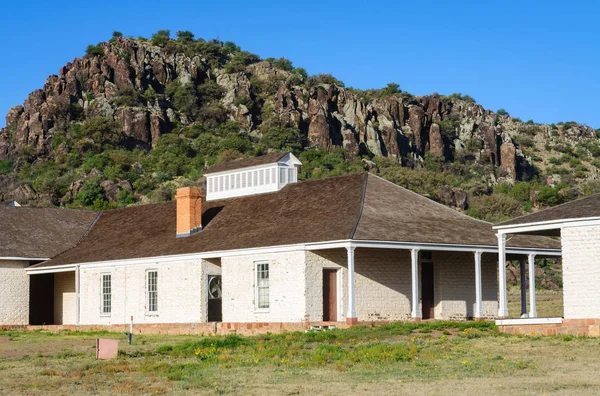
<box><xmin>305</xmin><ymin>240</ymin><xmax>560</xmax><ymax>324</ymax></box>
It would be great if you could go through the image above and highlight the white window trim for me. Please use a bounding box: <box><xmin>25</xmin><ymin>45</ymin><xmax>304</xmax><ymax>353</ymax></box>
<box><xmin>146</xmin><ymin>269</ymin><xmax>159</xmax><ymax>316</ymax></box>
<box><xmin>254</xmin><ymin>261</ymin><xmax>270</xmax><ymax>313</ymax></box>
<box><xmin>100</xmin><ymin>272</ymin><xmax>112</xmax><ymax>317</ymax></box>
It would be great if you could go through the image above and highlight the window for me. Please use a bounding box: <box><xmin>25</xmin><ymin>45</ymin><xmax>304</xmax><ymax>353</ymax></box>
<box><xmin>207</xmin><ymin>178</ymin><xmax>212</xmax><ymax>193</ymax></box>
<box><xmin>259</xmin><ymin>169</ymin><xmax>265</xmax><ymax>186</ymax></box>
<box><xmin>242</xmin><ymin>172</ymin><xmax>247</xmax><ymax>188</ymax></box>
<box><xmin>271</xmin><ymin>168</ymin><xmax>276</xmax><ymax>184</ymax></box>
<box><xmin>255</xmin><ymin>262</ymin><xmax>270</xmax><ymax>309</ymax></box>
<box><xmin>219</xmin><ymin>176</ymin><xmax>224</xmax><ymax>192</ymax></box>
<box><xmin>421</xmin><ymin>251</ymin><xmax>433</xmax><ymax>263</ymax></box>
<box><xmin>279</xmin><ymin>168</ymin><xmax>287</xmax><ymax>184</ymax></box>
<box><xmin>101</xmin><ymin>274</ymin><xmax>111</xmax><ymax>314</ymax></box>
<box><xmin>236</xmin><ymin>173</ymin><xmax>241</xmax><ymax>189</ymax></box>
<box><xmin>147</xmin><ymin>270</ymin><xmax>158</xmax><ymax>312</ymax></box>
<box><xmin>265</xmin><ymin>168</ymin><xmax>271</xmax><ymax>184</ymax></box>
<box><xmin>253</xmin><ymin>171</ymin><xmax>258</xmax><ymax>186</ymax></box>
<box><xmin>288</xmin><ymin>168</ymin><xmax>296</xmax><ymax>183</ymax></box>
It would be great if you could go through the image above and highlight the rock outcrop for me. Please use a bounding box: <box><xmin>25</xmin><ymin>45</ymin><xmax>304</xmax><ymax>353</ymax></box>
<box><xmin>0</xmin><ymin>36</ymin><xmax>597</xmax><ymax>207</ymax></box>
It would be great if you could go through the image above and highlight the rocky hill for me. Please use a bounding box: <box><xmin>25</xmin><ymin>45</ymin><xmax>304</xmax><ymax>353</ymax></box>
<box><xmin>1</xmin><ymin>31</ymin><xmax>599</xmax><ymax>221</ymax></box>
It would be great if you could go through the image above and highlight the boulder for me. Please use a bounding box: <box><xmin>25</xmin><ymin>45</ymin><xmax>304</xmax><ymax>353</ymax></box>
<box><xmin>429</xmin><ymin>123</ymin><xmax>444</xmax><ymax>157</ymax></box>
<box><xmin>500</xmin><ymin>141</ymin><xmax>517</xmax><ymax>179</ymax></box>
<box><xmin>438</xmin><ymin>185</ymin><xmax>468</xmax><ymax>210</ymax></box>
<box><xmin>5</xmin><ymin>184</ymin><xmax>37</xmax><ymax>204</ymax></box>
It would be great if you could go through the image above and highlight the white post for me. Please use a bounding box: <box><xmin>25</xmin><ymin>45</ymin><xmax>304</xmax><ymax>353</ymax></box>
<box><xmin>411</xmin><ymin>249</ymin><xmax>421</xmax><ymax>319</ymax></box>
<box><xmin>474</xmin><ymin>251</ymin><xmax>483</xmax><ymax>319</ymax></box>
<box><xmin>528</xmin><ymin>253</ymin><xmax>537</xmax><ymax>318</ymax></box>
<box><xmin>75</xmin><ymin>265</ymin><xmax>80</xmax><ymax>326</ymax></box>
<box><xmin>346</xmin><ymin>245</ymin><xmax>357</xmax><ymax>323</ymax></box>
<box><xmin>497</xmin><ymin>233</ymin><xmax>509</xmax><ymax>317</ymax></box>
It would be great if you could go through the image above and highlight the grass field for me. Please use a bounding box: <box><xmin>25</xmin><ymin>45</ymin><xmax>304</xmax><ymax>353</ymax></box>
<box><xmin>2</xmin><ymin>319</ymin><xmax>600</xmax><ymax>395</ymax></box>
<box><xmin>507</xmin><ymin>287</ymin><xmax>563</xmax><ymax>318</ymax></box>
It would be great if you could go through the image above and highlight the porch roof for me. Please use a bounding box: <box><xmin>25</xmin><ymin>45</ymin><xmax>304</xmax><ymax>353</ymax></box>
<box><xmin>494</xmin><ymin>192</ymin><xmax>600</xmax><ymax>235</ymax></box>
<box><xmin>30</xmin><ymin>173</ymin><xmax>559</xmax><ymax>269</ymax></box>
<box><xmin>0</xmin><ymin>206</ymin><xmax>99</xmax><ymax>260</ymax></box>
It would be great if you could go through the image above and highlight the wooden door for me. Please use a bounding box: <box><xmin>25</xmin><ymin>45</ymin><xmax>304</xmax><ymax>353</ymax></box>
<box><xmin>323</xmin><ymin>269</ymin><xmax>337</xmax><ymax>321</ymax></box>
<box><xmin>421</xmin><ymin>263</ymin><xmax>434</xmax><ymax>319</ymax></box>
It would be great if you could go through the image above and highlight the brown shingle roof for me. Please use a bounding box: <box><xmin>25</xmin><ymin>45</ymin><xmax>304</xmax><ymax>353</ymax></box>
<box><xmin>355</xmin><ymin>175</ymin><xmax>560</xmax><ymax>249</ymax></box>
<box><xmin>35</xmin><ymin>173</ymin><xmax>366</xmax><ymax>267</ymax></box>
<box><xmin>0</xmin><ymin>207</ymin><xmax>99</xmax><ymax>258</ymax></box>
<box><xmin>204</xmin><ymin>152</ymin><xmax>289</xmax><ymax>174</ymax></box>
<box><xmin>496</xmin><ymin>193</ymin><xmax>600</xmax><ymax>227</ymax></box>
<box><xmin>32</xmin><ymin>173</ymin><xmax>559</xmax><ymax>268</ymax></box>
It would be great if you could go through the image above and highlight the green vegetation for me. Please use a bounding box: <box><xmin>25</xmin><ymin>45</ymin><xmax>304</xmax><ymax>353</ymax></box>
<box><xmin>3</xmin><ymin>30</ymin><xmax>597</xmax><ymax>222</ymax></box>
<box><xmin>3</xmin><ymin>319</ymin><xmax>600</xmax><ymax>394</ymax></box>
<box><xmin>0</xmin><ymin>159</ymin><xmax>12</xmax><ymax>174</ymax></box>
<box><xmin>84</xmin><ymin>44</ymin><xmax>104</xmax><ymax>58</ymax></box>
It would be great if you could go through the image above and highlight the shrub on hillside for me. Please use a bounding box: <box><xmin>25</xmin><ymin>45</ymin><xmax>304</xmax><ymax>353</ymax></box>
<box><xmin>166</xmin><ymin>81</ymin><xmax>198</xmax><ymax>118</ymax></box>
<box><xmin>85</xmin><ymin>44</ymin><xmax>104</xmax><ymax>58</ymax></box>
<box><xmin>72</xmin><ymin>117</ymin><xmax>121</xmax><ymax>153</ymax></box>
<box><xmin>467</xmin><ymin>194</ymin><xmax>522</xmax><ymax>223</ymax></box>
<box><xmin>176</xmin><ymin>30</ymin><xmax>194</xmax><ymax>42</ymax></box>
<box><xmin>262</xmin><ymin>126</ymin><xmax>304</xmax><ymax>153</ymax></box>
<box><xmin>151</xmin><ymin>30</ymin><xmax>171</xmax><ymax>46</ymax></box>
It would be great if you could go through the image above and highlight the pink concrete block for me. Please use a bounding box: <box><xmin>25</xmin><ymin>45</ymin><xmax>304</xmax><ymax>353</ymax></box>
<box><xmin>96</xmin><ymin>338</ymin><xmax>119</xmax><ymax>360</ymax></box>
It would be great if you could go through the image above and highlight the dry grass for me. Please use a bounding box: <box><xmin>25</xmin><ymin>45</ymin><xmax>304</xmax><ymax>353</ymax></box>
<box><xmin>507</xmin><ymin>287</ymin><xmax>564</xmax><ymax>318</ymax></box>
<box><xmin>1</xmin><ymin>321</ymin><xmax>599</xmax><ymax>395</ymax></box>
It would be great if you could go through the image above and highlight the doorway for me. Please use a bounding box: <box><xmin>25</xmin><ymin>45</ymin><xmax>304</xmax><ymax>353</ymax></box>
<box><xmin>207</xmin><ymin>275</ymin><xmax>222</xmax><ymax>322</ymax></box>
<box><xmin>421</xmin><ymin>262</ymin><xmax>435</xmax><ymax>319</ymax></box>
<box><xmin>323</xmin><ymin>269</ymin><xmax>338</xmax><ymax>321</ymax></box>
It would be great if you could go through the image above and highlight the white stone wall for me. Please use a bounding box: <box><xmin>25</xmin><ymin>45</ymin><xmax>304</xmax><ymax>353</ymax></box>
<box><xmin>79</xmin><ymin>259</ymin><xmax>204</xmax><ymax>325</ymax></box>
<box><xmin>433</xmin><ymin>251</ymin><xmax>497</xmax><ymax>319</ymax></box>
<box><xmin>306</xmin><ymin>249</ymin><xmax>413</xmax><ymax>321</ymax></box>
<box><xmin>561</xmin><ymin>225</ymin><xmax>600</xmax><ymax>319</ymax></box>
<box><xmin>221</xmin><ymin>250</ymin><xmax>307</xmax><ymax>322</ymax></box>
<box><xmin>0</xmin><ymin>260</ymin><xmax>30</xmax><ymax>325</ymax></box>
<box><xmin>54</xmin><ymin>271</ymin><xmax>76</xmax><ymax>325</ymax></box>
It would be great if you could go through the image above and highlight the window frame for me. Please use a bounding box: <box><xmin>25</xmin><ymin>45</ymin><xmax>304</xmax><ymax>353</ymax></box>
<box><xmin>100</xmin><ymin>273</ymin><xmax>112</xmax><ymax>316</ymax></box>
<box><xmin>254</xmin><ymin>261</ymin><xmax>270</xmax><ymax>312</ymax></box>
<box><xmin>146</xmin><ymin>269</ymin><xmax>159</xmax><ymax>315</ymax></box>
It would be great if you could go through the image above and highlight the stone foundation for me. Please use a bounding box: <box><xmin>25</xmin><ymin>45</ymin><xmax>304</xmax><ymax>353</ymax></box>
<box><xmin>7</xmin><ymin>322</ymin><xmax>356</xmax><ymax>336</ymax></box>
<box><xmin>498</xmin><ymin>319</ymin><xmax>600</xmax><ymax>336</ymax></box>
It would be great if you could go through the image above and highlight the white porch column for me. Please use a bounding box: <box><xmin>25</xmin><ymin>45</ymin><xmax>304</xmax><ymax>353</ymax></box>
<box><xmin>497</xmin><ymin>233</ymin><xmax>509</xmax><ymax>317</ymax></box>
<box><xmin>346</xmin><ymin>245</ymin><xmax>357</xmax><ymax>324</ymax></box>
<box><xmin>411</xmin><ymin>248</ymin><xmax>421</xmax><ymax>319</ymax></box>
<box><xmin>474</xmin><ymin>251</ymin><xmax>483</xmax><ymax>319</ymax></box>
<box><xmin>528</xmin><ymin>253</ymin><xmax>537</xmax><ymax>318</ymax></box>
<box><xmin>75</xmin><ymin>265</ymin><xmax>80</xmax><ymax>326</ymax></box>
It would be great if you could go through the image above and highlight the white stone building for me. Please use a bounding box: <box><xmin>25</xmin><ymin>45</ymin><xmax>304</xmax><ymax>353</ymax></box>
<box><xmin>494</xmin><ymin>195</ymin><xmax>600</xmax><ymax>335</ymax></box>
<box><xmin>3</xmin><ymin>153</ymin><xmax>560</xmax><ymax>333</ymax></box>
<box><xmin>0</xmin><ymin>207</ymin><xmax>98</xmax><ymax>325</ymax></box>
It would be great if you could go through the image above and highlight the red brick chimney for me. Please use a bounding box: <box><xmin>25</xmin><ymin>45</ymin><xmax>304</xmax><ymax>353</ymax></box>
<box><xmin>175</xmin><ymin>187</ymin><xmax>203</xmax><ymax>237</ymax></box>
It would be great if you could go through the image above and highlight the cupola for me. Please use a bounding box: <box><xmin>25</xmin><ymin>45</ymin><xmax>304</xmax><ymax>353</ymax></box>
<box><xmin>204</xmin><ymin>152</ymin><xmax>302</xmax><ymax>201</ymax></box>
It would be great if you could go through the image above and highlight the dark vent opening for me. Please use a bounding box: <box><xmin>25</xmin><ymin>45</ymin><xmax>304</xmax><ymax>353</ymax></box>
<box><xmin>202</xmin><ymin>206</ymin><xmax>224</xmax><ymax>227</ymax></box>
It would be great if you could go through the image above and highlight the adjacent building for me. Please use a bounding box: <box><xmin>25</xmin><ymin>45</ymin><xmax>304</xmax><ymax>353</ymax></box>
<box><xmin>494</xmin><ymin>194</ymin><xmax>600</xmax><ymax>336</ymax></box>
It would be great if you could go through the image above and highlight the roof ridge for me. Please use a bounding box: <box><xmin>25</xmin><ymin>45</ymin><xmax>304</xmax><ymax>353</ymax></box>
<box><xmin>349</xmin><ymin>173</ymin><xmax>369</xmax><ymax>239</ymax></box>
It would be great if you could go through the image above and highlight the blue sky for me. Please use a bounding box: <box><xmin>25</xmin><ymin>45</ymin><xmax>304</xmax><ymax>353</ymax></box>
<box><xmin>0</xmin><ymin>0</ymin><xmax>598</xmax><ymax>128</ymax></box>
